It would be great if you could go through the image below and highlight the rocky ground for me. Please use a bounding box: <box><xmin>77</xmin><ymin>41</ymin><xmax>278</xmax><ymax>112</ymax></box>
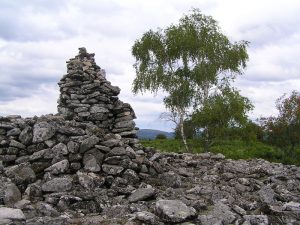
<box><xmin>1</xmin><ymin>149</ymin><xmax>300</xmax><ymax>225</ymax></box>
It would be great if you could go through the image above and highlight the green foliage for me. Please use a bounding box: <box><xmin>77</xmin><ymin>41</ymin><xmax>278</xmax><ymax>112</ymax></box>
<box><xmin>155</xmin><ymin>133</ymin><xmax>167</xmax><ymax>140</ymax></box>
<box><xmin>132</xmin><ymin>8</ymin><xmax>249</xmax><ymax>103</ymax></box>
<box><xmin>174</xmin><ymin>120</ymin><xmax>197</xmax><ymax>139</ymax></box>
<box><xmin>140</xmin><ymin>139</ymin><xmax>300</xmax><ymax>166</ymax></box>
<box><xmin>132</xmin><ymin>9</ymin><xmax>249</xmax><ymax>152</ymax></box>
<box><xmin>191</xmin><ymin>87</ymin><xmax>253</xmax><ymax>150</ymax></box>
<box><xmin>260</xmin><ymin>91</ymin><xmax>300</xmax><ymax>154</ymax></box>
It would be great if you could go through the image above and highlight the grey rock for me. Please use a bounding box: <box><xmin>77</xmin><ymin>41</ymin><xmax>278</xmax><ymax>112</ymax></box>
<box><xmin>107</xmin><ymin>147</ymin><xmax>126</xmax><ymax>156</ymax></box>
<box><xmin>44</xmin><ymin>159</ymin><xmax>69</xmax><ymax>174</ymax></box>
<box><xmin>102</xmin><ymin>164</ymin><xmax>124</xmax><ymax>175</ymax></box>
<box><xmin>6</xmin><ymin>147</ymin><xmax>19</xmax><ymax>155</ymax></box>
<box><xmin>5</xmin><ymin>163</ymin><xmax>36</xmax><ymax>185</ymax></box>
<box><xmin>101</xmin><ymin>139</ymin><xmax>120</xmax><ymax>147</ymax></box>
<box><xmin>258</xmin><ymin>185</ymin><xmax>275</xmax><ymax>204</ymax></box>
<box><xmin>36</xmin><ymin>202</ymin><xmax>60</xmax><ymax>217</ymax></box>
<box><xmin>233</xmin><ymin>205</ymin><xmax>247</xmax><ymax>215</ymax></box>
<box><xmin>67</xmin><ymin>141</ymin><xmax>79</xmax><ymax>153</ymax></box>
<box><xmin>0</xmin><ymin>155</ymin><xmax>16</xmax><ymax>163</ymax></box>
<box><xmin>155</xmin><ymin>199</ymin><xmax>196</xmax><ymax>223</ymax></box>
<box><xmin>283</xmin><ymin>202</ymin><xmax>300</xmax><ymax>211</ymax></box>
<box><xmin>135</xmin><ymin>211</ymin><xmax>162</xmax><ymax>225</ymax></box>
<box><xmin>25</xmin><ymin>181</ymin><xmax>42</xmax><ymax>200</ymax></box>
<box><xmin>83</xmin><ymin>149</ymin><xmax>104</xmax><ymax>172</ymax></box>
<box><xmin>77</xmin><ymin>171</ymin><xmax>95</xmax><ymax>189</ymax></box>
<box><xmin>51</xmin><ymin>143</ymin><xmax>68</xmax><ymax>156</ymax></box>
<box><xmin>78</xmin><ymin>112</ymin><xmax>90</xmax><ymax>117</ymax></box>
<box><xmin>123</xmin><ymin>169</ymin><xmax>140</xmax><ymax>184</ymax></box>
<box><xmin>83</xmin><ymin>154</ymin><xmax>100</xmax><ymax>172</ymax></box>
<box><xmin>30</xmin><ymin>149</ymin><xmax>47</xmax><ymax>161</ymax></box>
<box><xmin>4</xmin><ymin>183</ymin><xmax>22</xmax><ymax>206</ymax></box>
<box><xmin>0</xmin><ymin>122</ymin><xmax>15</xmax><ymax>130</ymax></box>
<box><xmin>104</xmin><ymin>155</ymin><xmax>129</xmax><ymax>165</ymax></box>
<box><xmin>32</xmin><ymin>121</ymin><xmax>56</xmax><ymax>143</ymax></box>
<box><xmin>80</xmin><ymin>135</ymin><xmax>100</xmax><ymax>153</ymax></box>
<box><xmin>114</xmin><ymin>120</ymin><xmax>135</xmax><ymax>129</ymax></box>
<box><xmin>44</xmin><ymin>139</ymin><xmax>57</xmax><ymax>148</ymax></box>
<box><xmin>158</xmin><ymin>171</ymin><xmax>182</xmax><ymax>188</ymax></box>
<box><xmin>95</xmin><ymin>145</ymin><xmax>111</xmax><ymax>153</ymax></box>
<box><xmin>211</xmin><ymin>153</ymin><xmax>225</xmax><ymax>160</ymax></box>
<box><xmin>0</xmin><ymin>207</ymin><xmax>25</xmax><ymax>220</ymax></box>
<box><xmin>9</xmin><ymin>140</ymin><xmax>25</xmax><ymax>149</ymax></box>
<box><xmin>243</xmin><ymin>215</ymin><xmax>269</xmax><ymax>225</ymax></box>
<box><xmin>19</xmin><ymin>126</ymin><xmax>32</xmax><ymax>145</ymax></box>
<box><xmin>90</xmin><ymin>105</ymin><xmax>109</xmax><ymax>113</ymax></box>
<box><xmin>42</xmin><ymin>177</ymin><xmax>73</xmax><ymax>192</ymax></box>
<box><xmin>198</xmin><ymin>202</ymin><xmax>236</xmax><ymax>225</ymax></box>
<box><xmin>7</xmin><ymin>128</ymin><xmax>21</xmax><ymax>136</ymax></box>
<box><xmin>58</xmin><ymin>125</ymin><xmax>85</xmax><ymax>136</ymax></box>
<box><xmin>13</xmin><ymin>199</ymin><xmax>31</xmax><ymax>209</ymax></box>
<box><xmin>129</xmin><ymin>188</ymin><xmax>156</xmax><ymax>203</ymax></box>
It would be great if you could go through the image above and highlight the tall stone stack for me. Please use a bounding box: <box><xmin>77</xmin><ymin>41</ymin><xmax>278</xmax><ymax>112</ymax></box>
<box><xmin>57</xmin><ymin>47</ymin><xmax>138</xmax><ymax>144</ymax></box>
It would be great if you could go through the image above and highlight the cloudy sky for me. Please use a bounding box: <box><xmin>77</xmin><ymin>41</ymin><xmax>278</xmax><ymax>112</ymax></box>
<box><xmin>0</xmin><ymin>0</ymin><xmax>300</xmax><ymax>131</ymax></box>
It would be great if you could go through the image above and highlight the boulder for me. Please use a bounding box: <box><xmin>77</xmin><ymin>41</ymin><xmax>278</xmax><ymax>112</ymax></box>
<box><xmin>32</xmin><ymin>121</ymin><xmax>56</xmax><ymax>143</ymax></box>
<box><xmin>0</xmin><ymin>207</ymin><xmax>25</xmax><ymax>220</ymax></box>
<box><xmin>155</xmin><ymin>200</ymin><xmax>196</xmax><ymax>223</ymax></box>
<box><xmin>42</xmin><ymin>177</ymin><xmax>73</xmax><ymax>192</ymax></box>
<box><xmin>80</xmin><ymin>135</ymin><xmax>100</xmax><ymax>153</ymax></box>
<box><xmin>4</xmin><ymin>163</ymin><xmax>36</xmax><ymax>185</ymax></box>
<box><xmin>128</xmin><ymin>188</ymin><xmax>156</xmax><ymax>203</ymax></box>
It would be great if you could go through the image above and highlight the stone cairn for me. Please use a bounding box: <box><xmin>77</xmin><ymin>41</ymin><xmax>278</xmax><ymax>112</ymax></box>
<box><xmin>58</xmin><ymin>47</ymin><xmax>138</xmax><ymax>145</ymax></box>
<box><xmin>0</xmin><ymin>48</ymin><xmax>166</xmax><ymax>224</ymax></box>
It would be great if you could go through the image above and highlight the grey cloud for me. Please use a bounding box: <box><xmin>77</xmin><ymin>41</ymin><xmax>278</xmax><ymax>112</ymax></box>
<box><xmin>0</xmin><ymin>0</ymin><xmax>75</xmax><ymax>42</ymax></box>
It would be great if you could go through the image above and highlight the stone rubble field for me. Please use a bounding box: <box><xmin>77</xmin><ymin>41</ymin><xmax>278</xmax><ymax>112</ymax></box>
<box><xmin>0</xmin><ymin>48</ymin><xmax>299</xmax><ymax>225</ymax></box>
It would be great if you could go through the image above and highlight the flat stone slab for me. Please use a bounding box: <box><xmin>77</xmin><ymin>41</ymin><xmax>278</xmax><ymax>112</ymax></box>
<box><xmin>0</xmin><ymin>207</ymin><xmax>25</xmax><ymax>220</ymax></box>
<box><xmin>155</xmin><ymin>200</ymin><xmax>196</xmax><ymax>223</ymax></box>
<box><xmin>42</xmin><ymin>177</ymin><xmax>73</xmax><ymax>192</ymax></box>
<box><xmin>128</xmin><ymin>188</ymin><xmax>156</xmax><ymax>203</ymax></box>
<box><xmin>102</xmin><ymin>164</ymin><xmax>124</xmax><ymax>175</ymax></box>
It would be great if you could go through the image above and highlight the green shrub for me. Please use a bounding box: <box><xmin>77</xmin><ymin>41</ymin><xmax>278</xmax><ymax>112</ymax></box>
<box><xmin>155</xmin><ymin>134</ymin><xmax>167</xmax><ymax>140</ymax></box>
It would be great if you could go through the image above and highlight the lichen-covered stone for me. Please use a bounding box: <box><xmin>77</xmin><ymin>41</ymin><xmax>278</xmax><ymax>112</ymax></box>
<box><xmin>128</xmin><ymin>187</ymin><xmax>156</xmax><ymax>203</ymax></box>
<box><xmin>155</xmin><ymin>200</ymin><xmax>196</xmax><ymax>223</ymax></box>
<box><xmin>80</xmin><ymin>135</ymin><xmax>100</xmax><ymax>153</ymax></box>
<box><xmin>0</xmin><ymin>207</ymin><xmax>25</xmax><ymax>220</ymax></box>
<box><xmin>4</xmin><ymin>163</ymin><xmax>36</xmax><ymax>185</ymax></box>
<box><xmin>42</xmin><ymin>177</ymin><xmax>73</xmax><ymax>192</ymax></box>
<box><xmin>32</xmin><ymin>121</ymin><xmax>56</xmax><ymax>143</ymax></box>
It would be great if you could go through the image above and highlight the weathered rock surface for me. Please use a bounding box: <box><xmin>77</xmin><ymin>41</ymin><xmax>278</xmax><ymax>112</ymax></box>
<box><xmin>0</xmin><ymin>48</ymin><xmax>299</xmax><ymax>224</ymax></box>
<box><xmin>155</xmin><ymin>199</ymin><xmax>197</xmax><ymax>223</ymax></box>
<box><xmin>0</xmin><ymin>207</ymin><xmax>25</xmax><ymax>220</ymax></box>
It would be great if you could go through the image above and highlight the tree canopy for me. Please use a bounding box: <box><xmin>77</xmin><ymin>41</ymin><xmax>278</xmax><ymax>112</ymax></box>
<box><xmin>131</xmin><ymin>9</ymin><xmax>250</xmax><ymax>151</ymax></box>
<box><xmin>260</xmin><ymin>91</ymin><xmax>300</xmax><ymax>153</ymax></box>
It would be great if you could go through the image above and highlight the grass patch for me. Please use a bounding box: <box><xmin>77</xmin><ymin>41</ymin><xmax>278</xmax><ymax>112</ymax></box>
<box><xmin>140</xmin><ymin>139</ymin><xmax>300</xmax><ymax>166</ymax></box>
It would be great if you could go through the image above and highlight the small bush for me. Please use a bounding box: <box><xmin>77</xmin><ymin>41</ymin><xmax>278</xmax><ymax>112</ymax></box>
<box><xmin>155</xmin><ymin>134</ymin><xmax>167</xmax><ymax>139</ymax></box>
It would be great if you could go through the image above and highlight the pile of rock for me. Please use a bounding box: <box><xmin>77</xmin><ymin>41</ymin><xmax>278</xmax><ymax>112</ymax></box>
<box><xmin>57</xmin><ymin>47</ymin><xmax>138</xmax><ymax>145</ymax></box>
<box><xmin>0</xmin><ymin>114</ymin><xmax>166</xmax><ymax>224</ymax></box>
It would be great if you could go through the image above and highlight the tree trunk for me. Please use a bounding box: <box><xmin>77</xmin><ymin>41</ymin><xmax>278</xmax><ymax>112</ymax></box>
<box><xmin>179</xmin><ymin>109</ymin><xmax>189</xmax><ymax>152</ymax></box>
<box><xmin>202</xmin><ymin>83</ymin><xmax>210</xmax><ymax>152</ymax></box>
<box><xmin>203</xmin><ymin>127</ymin><xmax>210</xmax><ymax>152</ymax></box>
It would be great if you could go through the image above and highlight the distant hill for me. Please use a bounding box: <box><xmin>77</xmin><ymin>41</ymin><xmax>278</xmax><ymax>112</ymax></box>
<box><xmin>137</xmin><ymin>129</ymin><xmax>175</xmax><ymax>140</ymax></box>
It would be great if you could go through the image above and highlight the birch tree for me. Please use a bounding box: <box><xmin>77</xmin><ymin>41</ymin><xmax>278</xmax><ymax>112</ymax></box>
<box><xmin>131</xmin><ymin>9</ymin><xmax>249</xmax><ymax>152</ymax></box>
